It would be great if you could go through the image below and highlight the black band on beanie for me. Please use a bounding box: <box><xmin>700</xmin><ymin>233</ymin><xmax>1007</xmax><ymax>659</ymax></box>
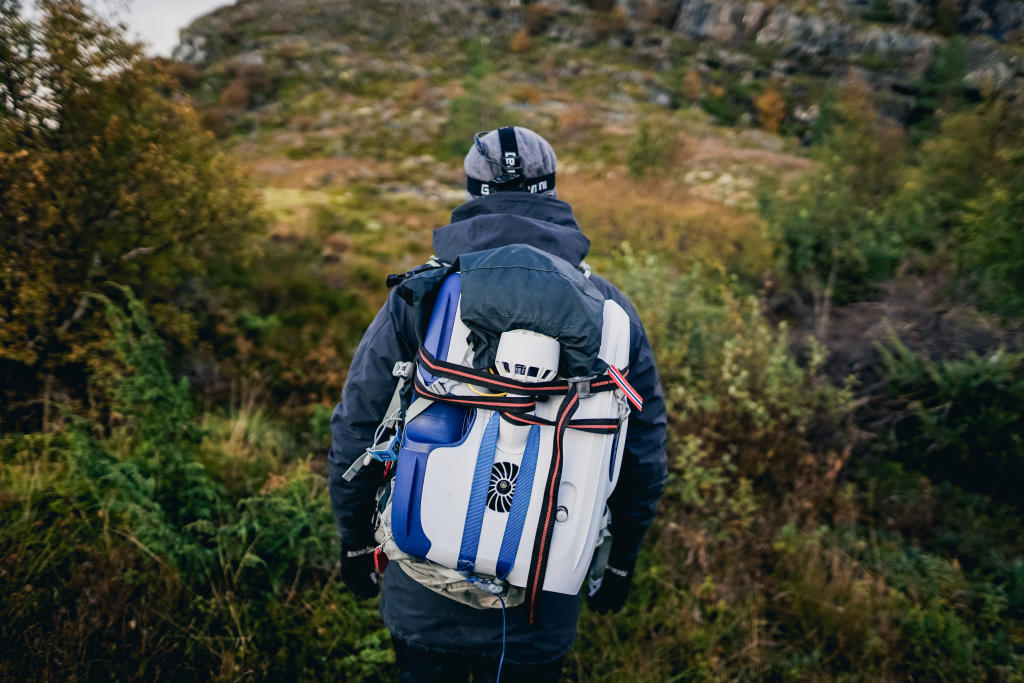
<box><xmin>497</xmin><ymin>126</ymin><xmax>521</xmax><ymax>174</ymax></box>
<box><xmin>467</xmin><ymin>172</ymin><xmax>556</xmax><ymax>196</ymax></box>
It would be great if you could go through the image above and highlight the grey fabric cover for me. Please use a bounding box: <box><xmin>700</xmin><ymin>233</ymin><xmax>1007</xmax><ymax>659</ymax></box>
<box><xmin>460</xmin><ymin>244</ymin><xmax>605</xmax><ymax>377</ymax></box>
<box><xmin>397</xmin><ymin>243</ymin><xmax>606</xmax><ymax>377</ymax></box>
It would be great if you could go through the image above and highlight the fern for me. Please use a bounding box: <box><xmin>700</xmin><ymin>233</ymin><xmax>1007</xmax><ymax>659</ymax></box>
<box><xmin>65</xmin><ymin>288</ymin><xmax>224</xmax><ymax>577</ymax></box>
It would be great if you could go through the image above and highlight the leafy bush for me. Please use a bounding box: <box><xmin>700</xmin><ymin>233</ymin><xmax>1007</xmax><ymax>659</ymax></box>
<box><xmin>572</xmin><ymin>251</ymin><xmax>877</xmax><ymax>680</ymax></box>
<box><xmin>508</xmin><ymin>27</ymin><xmax>533</xmax><ymax>53</ymax></box>
<box><xmin>754</xmin><ymin>87</ymin><xmax>786</xmax><ymax>133</ymax></box>
<box><xmin>611</xmin><ymin>250</ymin><xmax>852</xmax><ymax>501</ymax></box>
<box><xmin>879</xmin><ymin>102</ymin><xmax>1017</xmax><ymax>263</ymax></box>
<box><xmin>0</xmin><ymin>0</ymin><xmax>263</xmax><ymax>429</ymax></box>
<box><xmin>700</xmin><ymin>79</ymin><xmax>753</xmax><ymax>126</ymax></box>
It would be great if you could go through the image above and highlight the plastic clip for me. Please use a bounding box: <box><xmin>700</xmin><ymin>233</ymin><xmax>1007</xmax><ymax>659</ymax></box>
<box><xmin>466</xmin><ymin>575</ymin><xmax>505</xmax><ymax>595</ymax></box>
<box><xmin>367</xmin><ymin>431</ymin><xmax>402</xmax><ymax>463</ymax></box>
<box><xmin>341</xmin><ymin>431</ymin><xmax>402</xmax><ymax>482</ymax></box>
<box><xmin>393</xmin><ymin>361</ymin><xmax>414</xmax><ymax>379</ymax></box>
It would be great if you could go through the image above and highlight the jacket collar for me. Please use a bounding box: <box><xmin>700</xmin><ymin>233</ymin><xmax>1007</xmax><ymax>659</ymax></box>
<box><xmin>433</xmin><ymin>194</ymin><xmax>591</xmax><ymax>267</ymax></box>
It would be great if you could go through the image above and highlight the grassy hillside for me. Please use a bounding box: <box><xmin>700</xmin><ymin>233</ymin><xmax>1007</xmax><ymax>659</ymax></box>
<box><xmin>2</xmin><ymin>1</ymin><xmax>1023</xmax><ymax>680</ymax></box>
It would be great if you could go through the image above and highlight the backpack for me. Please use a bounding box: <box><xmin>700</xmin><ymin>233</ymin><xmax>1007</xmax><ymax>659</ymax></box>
<box><xmin>351</xmin><ymin>245</ymin><xmax>641</xmax><ymax>622</ymax></box>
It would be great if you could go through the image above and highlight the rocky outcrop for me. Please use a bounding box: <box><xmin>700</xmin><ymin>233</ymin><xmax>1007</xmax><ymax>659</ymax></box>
<box><xmin>617</xmin><ymin>0</ymin><xmax>1024</xmax><ymax>42</ymax></box>
<box><xmin>752</xmin><ymin>6</ymin><xmax>939</xmax><ymax>70</ymax></box>
<box><xmin>173</xmin><ymin>0</ymin><xmax>494</xmax><ymax>66</ymax></box>
<box><xmin>611</xmin><ymin>0</ymin><xmax>1023</xmax><ymax>105</ymax></box>
<box><xmin>173</xmin><ymin>0</ymin><xmax>1023</xmax><ymax>125</ymax></box>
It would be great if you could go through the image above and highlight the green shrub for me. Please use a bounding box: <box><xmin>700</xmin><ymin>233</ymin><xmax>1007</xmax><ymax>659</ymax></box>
<box><xmin>910</xmin><ymin>36</ymin><xmax>968</xmax><ymax>136</ymax></box>
<box><xmin>763</xmin><ymin>78</ymin><xmax>906</xmax><ymax>328</ymax></box>
<box><xmin>700</xmin><ymin>78</ymin><xmax>754</xmax><ymax>126</ymax></box>
<box><xmin>611</xmin><ymin>249</ymin><xmax>852</xmax><ymax>502</ymax></box>
<box><xmin>883</xmin><ymin>103</ymin><xmax>1013</xmax><ymax>258</ymax></box>
<box><xmin>209</xmin><ymin>217</ymin><xmax>375</xmax><ymax>414</ymax></box>
<box><xmin>864</xmin><ymin>0</ymin><xmax>898</xmax><ymax>22</ymax></box>
<box><xmin>957</xmin><ymin>130</ymin><xmax>1024</xmax><ymax>317</ymax></box>
<box><xmin>66</xmin><ymin>289</ymin><xmax>223</xmax><ymax>576</ymax></box>
<box><xmin>587</xmin><ymin>249</ymin><xmax>859</xmax><ymax>678</ymax></box>
<box><xmin>878</xmin><ymin>338</ymin><xmax>1024</xmax><ymax>503</ymax></box>
<box><xmin>770</xmin><ymin>524</ymin><xmax>1021</xmax><ymax>680</ymax></box>
<box><xmin>626</xmin><ymin>122</ymin><xmax>674</xmax><ymax>178</ymax></box>
<box><xmin>439</xmin><ymin>39</ymin><xmax>513</xmax><ymax>159</ymax></box>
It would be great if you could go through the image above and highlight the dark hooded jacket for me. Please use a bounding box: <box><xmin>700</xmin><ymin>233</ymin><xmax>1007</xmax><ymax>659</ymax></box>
<box><xmin>327</xmin><ymin>193</ymin><xmax>667</xmax><ymax>663</ymax></box>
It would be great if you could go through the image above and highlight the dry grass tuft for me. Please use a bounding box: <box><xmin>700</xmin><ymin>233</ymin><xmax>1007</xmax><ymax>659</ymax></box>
<box><xmin>561</xmin><ymin>174</ymin><xmax>772</xmax><ymax>277</ymax></box>
<box><xmin>509</xmin><ymin>28</ymin><xmax>533</xmax><ymax>53</ymax></box>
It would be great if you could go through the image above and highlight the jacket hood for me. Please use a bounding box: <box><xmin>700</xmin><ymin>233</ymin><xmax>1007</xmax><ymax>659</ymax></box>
<box><xmin>432</xmin><ymin>193</ymin><xmax>590</xmax><ymax>267</ymax></box>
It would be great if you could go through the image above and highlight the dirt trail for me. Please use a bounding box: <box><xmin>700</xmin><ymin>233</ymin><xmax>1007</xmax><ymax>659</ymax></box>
<box><xmin>241</xmin><ymin>157</ymin><xmax>388</xmax><ymax>189</ymax></box>
<box><xmin>680</xmin><ymin>134</ymin><xmax>812</xmax><ymax>171</ymax></box>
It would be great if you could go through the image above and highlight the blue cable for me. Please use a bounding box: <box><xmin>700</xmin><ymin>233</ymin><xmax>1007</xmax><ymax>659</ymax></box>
<box><xmin>466</xmin><ymin>575</ymin><xmax>507</xmax><ymax>682</ymax></box>
<box><xmin>497</xmin><ymin>593</ymin><xmax>506</xmax><ymax>683</ymax></box>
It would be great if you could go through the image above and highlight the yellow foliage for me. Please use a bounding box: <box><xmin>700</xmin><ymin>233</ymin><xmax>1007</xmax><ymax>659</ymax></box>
<box><xmin>523</xmin><ymin>2</ymin><xmax>554</xmax><ymax>35</ymax></box>
<box><xmin>561</xmin><ymin>175</ymin><xmax>772</xmax><ymax>277</ymax></box>
<box><xmin>682</xmin><ymin>68</ymin><xmax>703</xmax><ymax>102</ymax></box>
<box><xmin>509</xmin><ymin>83</ymin><xmax>543</xmax><ymax>105</ymax></box>
<box><xmin>589</xmin><ymin>7</ymin><xmax>628</xmax><ymax>40</ymax></box>
<box><xmin>508</xmin><ymin>28</ymin><xmax>533</xmax><ymax>53</ymax></box>
<box><xmin>755</xmin><ymin>88</ymin><xmax>786</xmax><ymax>133</ymax></box>
<box><xmin>219</xmin><ymin>78</ymin><xmax>250</xmax><ymax>112</ymax></box>
<box><xmin>402</xmin><ymin>77</ymin><xmax>432</xmax><ymax>105</ymax></box>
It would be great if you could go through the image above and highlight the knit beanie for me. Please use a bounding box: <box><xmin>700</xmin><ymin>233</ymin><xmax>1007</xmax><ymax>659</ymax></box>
<box><xmin>464</xmin><ymin>126</ymin><xmax>558</xmax><ymax>199</ymax></box>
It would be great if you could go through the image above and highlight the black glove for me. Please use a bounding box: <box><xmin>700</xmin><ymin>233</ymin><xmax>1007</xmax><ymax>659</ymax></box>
<box><xmin>340</xmin><ymin>542</ymin><xmax>379</xmax><ymax>599</ymax></box>
<box><xmin>587</xmin><ymin>564</ymin><xmax>632</xmax><ymax>614</ymax></box>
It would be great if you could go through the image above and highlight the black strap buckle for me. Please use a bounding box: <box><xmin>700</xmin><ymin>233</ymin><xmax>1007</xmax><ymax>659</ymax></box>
<box><xmin>489</xmin><ymin>172</ymin><xmax>526</xmax><ymax>192</ymax></box>
<box><xmin>568</xmin><ymin>375</ymin><xmax>597</xmax><ymax>400</ymax></box>
<box><xmin>502</xmin><ymin>151</ymin><xmax>522</xmax><ymax>174</ymax></box>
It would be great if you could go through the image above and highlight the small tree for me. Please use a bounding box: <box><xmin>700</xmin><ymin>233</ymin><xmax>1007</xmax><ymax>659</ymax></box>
<box><xmin>957</xmin><ymin>123</ymin><xmax>1024</xmax><ymax>316</ymax></box>
<box><xmin>764</xmin><ymin>76</ymin><xmax>905</xmax><ymax>336</ymax></box>
<box><xmin>627</xmin><ymin>122</ymin><xmax>673</xmax><ymax>178</ymax></box>
<box><xmin>0</xmin><ymin>1</ymin><xmax>262</xmax><ymax>429</ymax></box>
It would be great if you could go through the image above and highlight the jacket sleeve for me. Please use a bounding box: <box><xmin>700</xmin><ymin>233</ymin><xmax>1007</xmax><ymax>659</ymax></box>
<box><xmin>603</xmin><ymin>294</ymin><xmax>669</xmax><ymax>569</ymax></box>
<box><xmin>327</xmin><ymin>290</ymin><xmax>417</xmax><ymax>547</ymax></box>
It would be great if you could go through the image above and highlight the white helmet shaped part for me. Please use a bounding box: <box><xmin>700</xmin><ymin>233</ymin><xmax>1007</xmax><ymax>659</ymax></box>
<box><xmin>494</xmin><ymin>329</ymin><xmax>560</xmax><ymax>383</ymax></box>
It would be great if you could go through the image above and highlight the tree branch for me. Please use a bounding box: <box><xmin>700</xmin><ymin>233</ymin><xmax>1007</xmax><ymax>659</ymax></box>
<box><xmin>56</xmin><ymin>293</ymin><xmax>90</xmax><ymax>334</ymax></box>
<box><xmin>120</xmin><ymin>245</ymin><xmax>158</xmax><ymax>261</ymax></box>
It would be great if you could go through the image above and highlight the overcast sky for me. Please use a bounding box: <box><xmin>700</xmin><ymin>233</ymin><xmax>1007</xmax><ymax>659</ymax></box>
<box><xmin>88</xmin><ymin>0</ymin><xmax>231</xmax><ymax>56</ymax></box>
